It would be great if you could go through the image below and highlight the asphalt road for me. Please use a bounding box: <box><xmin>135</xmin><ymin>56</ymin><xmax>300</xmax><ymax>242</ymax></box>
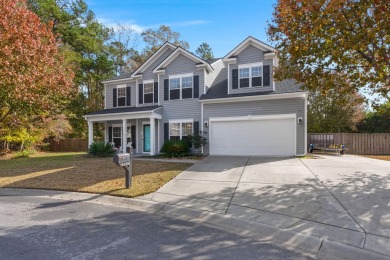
<box><xmin>0</xmin><ymin>192</ymin><xmax>310</xmax><ymax>260</ymax></box>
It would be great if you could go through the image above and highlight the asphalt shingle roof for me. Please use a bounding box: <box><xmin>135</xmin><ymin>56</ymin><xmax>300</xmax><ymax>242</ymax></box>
<box><xmin>85</xmin><ymin>105</ymin><xmax>161</xmax><ymax>116</ymax></box>
<box><xmin>104</xmin><ymin>72</ymin><xmax>133</xmax><ymax>82</ymax></box>
<box><xmin>199</xmin><ymin>79</ymin><xmax>304</xmax><ymax>100</ymax></box>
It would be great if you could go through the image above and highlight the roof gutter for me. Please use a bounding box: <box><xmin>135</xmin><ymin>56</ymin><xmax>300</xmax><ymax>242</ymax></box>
<box><xmin>199</xmin><ymin>92</ymin><xmax>308</xmax><ymax>104</ymax></box>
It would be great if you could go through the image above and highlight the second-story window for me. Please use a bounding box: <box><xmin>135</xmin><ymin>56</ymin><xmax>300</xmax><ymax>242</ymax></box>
<box><xmin>117</xmin><ymin>87</ymin><xmax>126</xmax><ymax>106</ymax></box>
<box><xmin>143</xmin><ymin>83</ymin><xmax>154</xmax><ymax>103</ymax></box>
<box><xmin>239</xmin><ymin>63</ymin><xmax>263</xmax><ymax>88</ymax></box>
<box><xmin>169</xmin><ymin>73</ymin><xmax>193</xmax><ymax>100</ymax></box>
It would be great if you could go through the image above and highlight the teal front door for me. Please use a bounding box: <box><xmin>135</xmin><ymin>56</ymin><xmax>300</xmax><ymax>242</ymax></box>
<box><xmin>143</xmin><ymin>124</ymin><xmax>150</xmax><ymax>152</ymax></box>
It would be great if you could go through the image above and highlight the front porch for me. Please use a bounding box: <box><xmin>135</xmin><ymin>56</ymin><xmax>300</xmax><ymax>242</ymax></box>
<box><xmin>85</xmin><ymin>106</ymin><xmax>162</xmax><ymax>155</ymax></box>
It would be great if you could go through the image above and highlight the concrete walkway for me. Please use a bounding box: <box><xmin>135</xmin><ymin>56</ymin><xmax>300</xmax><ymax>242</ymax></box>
<box><xmin>142</xmin><ymin>155</ymin><xmax>390</xmax><ymax>257</ymax></box>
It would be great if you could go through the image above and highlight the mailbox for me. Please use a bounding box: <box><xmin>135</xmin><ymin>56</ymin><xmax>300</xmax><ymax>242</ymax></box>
<box><xmin>113</xmin><ymin>153</ymin><xmax>130</xmax><ymax>166</ymax></box>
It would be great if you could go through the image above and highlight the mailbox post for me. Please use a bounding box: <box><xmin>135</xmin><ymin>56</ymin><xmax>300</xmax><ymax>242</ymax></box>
<box><xmin>113</xmin><ymin>148</ymin><xmax>133</xmax><ymax>189</ymax></box>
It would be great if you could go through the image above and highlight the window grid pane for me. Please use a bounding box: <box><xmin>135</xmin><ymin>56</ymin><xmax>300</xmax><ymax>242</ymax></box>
<box><xmin>169</xmin><ymin>123</ymin><xmax>180</xmax><ymax>137</ymax></box>
<box><xmin>169</xmin><ymin>78</ymin><xmax>180</xmax><ymax>90</ymax></box>
<box><xmin>182</xmin><ymin>76</ymin><xmax>192</xmax><ymax>88</ymax></box>
<box><xmin>182</xmin><ymin>122</ymin><xmax>193</xmax><ymax>136</ymax></box>
<box><xmin>252</xmin><ymin>66</ymin><xmax>262</xmax><ymax>77</ymax></box>
<box><xmin>117</xmin><ymin>88</ymin><xmax>126</xmax><ymax>97</ymax></box>
<box><xmin>144</xmin><ymin>83</ymin><xmax>153</xmax><ymax>93</ymax></box>
<box><xmin>239</xmin><ymin>68</ymin><xmax>249</xmax><ymax>78</ymax></box>
<box><xmin>113</xmin><ymin>127</ymin><xmax>121</xmax><ymax>138</ymax></box>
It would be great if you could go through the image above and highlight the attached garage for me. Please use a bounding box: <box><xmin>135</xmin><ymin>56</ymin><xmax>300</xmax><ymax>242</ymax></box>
<box><xmin>209</xmin><ymin>114</ymin><xmax>296</xmax><ymax>156</ymax></box>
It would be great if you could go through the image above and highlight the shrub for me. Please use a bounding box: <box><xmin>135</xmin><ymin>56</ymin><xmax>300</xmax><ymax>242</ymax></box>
<box><xmin>186</xmin><ymin>131</ymin><xmax>208</xmax><ymax>149</ymax></box>
<box><xmin>13</xmin><ymin>150</ymin><xmax>34</xmax><ymax>159</ymax></box>
<box><xmin>160</xmin><ymin>140</ymin><xmax>189</xmax><ymax>157</ymax></box>
<box><xmin>88</xmin><ymin>142</ymin><xmax>116</xmax><ymax>157</ymax></box>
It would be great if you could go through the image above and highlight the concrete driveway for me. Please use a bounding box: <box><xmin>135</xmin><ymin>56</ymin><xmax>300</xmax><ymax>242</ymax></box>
<box><xmin>145</xmin><ymin>155</ymin><xmax>390</xmax><ymax>256</ymax></box>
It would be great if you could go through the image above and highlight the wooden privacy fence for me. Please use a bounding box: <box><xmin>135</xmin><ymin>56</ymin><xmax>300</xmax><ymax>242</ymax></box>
<box><xmin>49</xmin><ymin>138</ymin><xmax>88</xmax><ymax>152</ymax></box>
<box><xmin>308</xmin><ymin>133</ymin><xmax>390</xmax><ymax>155</ymax></box>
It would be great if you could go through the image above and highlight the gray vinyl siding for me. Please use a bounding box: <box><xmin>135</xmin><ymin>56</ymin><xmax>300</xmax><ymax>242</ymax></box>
<box><xmin>138</xmin><ymin>48</ymin><xmax>174</xmax><ymax>107</ymax></box>
<box><xmin>205</xmin><ymin>59</ymin><xmax>225</xmax><ymax>89</ymax></box>
<box><xmin>229</xmin><ymin>44</ymin><xmax>274</xmax><ymax>94</ymax></box>
<box><xmin>105</xmin><ymin>82</ymin><xmax>136</xmax><ymax>109</ymax></box>
<box><xmin>142</xmin><ymin>48</ymin><xmax>174</xmax><ymax>81</ymax></box>
<box><xmin>203</xmin><ymin>97</ymin><xmax>306</xmax><ymax>155</ymax></box>
<box><xmin>158</xmin><ymin>53</ymin><xmax>204</xmax><ymax>152</ymax></box>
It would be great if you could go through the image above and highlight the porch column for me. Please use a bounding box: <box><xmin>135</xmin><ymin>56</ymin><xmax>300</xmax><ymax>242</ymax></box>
<box><xmin>88</xmin><ymin>121</ymin><xmax>93</xmax><ymax>147</ymax></box>
<box><xmin>122</xmin><ymin>119</ymin><xmax>127</xmax><ymax>153</ymax></box>
<box><xmin>104</xmin><ymin>122</ymin><xmax>108</xmax><ymax>143</ymax></box>
<box><xmin>150</xmin><ymin>117</ymin><xmax>155</xmax><ymax>155</ymax></box>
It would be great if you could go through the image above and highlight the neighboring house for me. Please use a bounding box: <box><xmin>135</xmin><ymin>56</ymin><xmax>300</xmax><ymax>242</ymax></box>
<box><xmin>84</xmin><ymin>36</ymin><xmax>307</xmax><ymax>156</ymax></box>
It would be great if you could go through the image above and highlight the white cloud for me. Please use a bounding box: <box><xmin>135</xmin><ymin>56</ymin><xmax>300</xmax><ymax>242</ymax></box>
<box><xmin>167</xmin><ymin>20</ymin><xmax>209</xmax><ymax>27</ymax></box>
<box><xmin>97</xmin><ymin>17</ymin><xmax>209</xmax><ymax>34</ymax></box>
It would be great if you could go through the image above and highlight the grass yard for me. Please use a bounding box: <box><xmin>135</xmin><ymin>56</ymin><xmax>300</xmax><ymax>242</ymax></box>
<box><xmin>362</xmin><ymin>155</ymin><xmax>390</xmax><ymax>162</ymax></box>
<box><xmin>0</xmin><ymin>152</ymin><xmax>192</xmax><ymax>198</ymax></box>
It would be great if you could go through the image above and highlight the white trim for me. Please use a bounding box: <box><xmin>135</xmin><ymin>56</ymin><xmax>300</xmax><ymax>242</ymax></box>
<box><xmin>85</xmin><ymin>111</ymin><xmax>161</xmax><ymax>122</ymax></box>
<box><xmin>209</xmin><ymin>114</ymin><xmax>296</xmax><ymax>123</ymax></box>
<box><xmin>104</xmin><ymin>85</ymin><xmax>107</xmax><ymax>109</ymax></box>
<box><xmin>201</xmin><ymin>103</ymin><xmax>204</xmax><ymax>154</ymax></box>
<box><xmin>223</xmin><ymin>36</ymin><xmax>276</xmax><ymax>60</ymax></box>
<box><xmin>199</xmin><ymin>91</ymin><xmax>307</xmax><ymax>104</ymax></box>
<box><xmin>203</xmin><ymin>68</ymin><xmax>206</xmax><ymax>95</ymax></box>
<box><xmin>116</xmin><ymin>84</ymin><xmax>127</xmax><ymax>108</ymax></box>
<box><xmin>157</xmin><ymin>74</ymin><xmax>160</xmax><ymax>106</ymax></box>
<box><xmin>143</xmin><ymin>81</ymin><xmax>155</xmax><ymax>104</ymax></box>
<box><xmin>227</xmin><ymin>63</ymin><xmax>230</xmax><ymax>94</ymax></box>
<box><xmin>136</xmin><ymin>79</ymin><xmax>139</xmax><ymax>107</ymax></box>
<box><xmin>132</xmin><ymin>42</ymin><xmax>176</xmax><ymax>77</ymax></box>
<box><xmin>157</xmin><ymin>120</ymin><xmax>160</xmax><ymax>153</ymax></box>
<box><xmin>304</xmin><ymin>93</ymin><xmax>308</xmax><ymax>156</ymax></box>
<box><xmin>168</xmin><ymin>118</ymin><xmax>193</xmax><ymax>123</ymax></box>
<box><xmin>238</xmin><ymin>62</ymin><xmax>262</xmax><ymax>69</ymax></box>
<box><xmin>142</xmin><ymin>121</ymin><xmax>151</xmax><ymax>154</ymax></box>
<box><xmin>168</xmin><ymin>119</ymin><xmax>194</xmax><ymax>141</ymax></box>
<box><xmin>153</xmin><ymin>47</ymin><xmax>213</xmax><ymax>73</ymax></box>
<box><xmin>101</xmin><ymin>77</ymin><xmax>135</xmax><ymax>84</ymax></box>
<box><xmin>168</xmin><ymin>72</ymin><xmax>193</xmax><ymax>79</ymax></box>
<box><xmin>238</xmin><ymin>62</ymin><xmax>264</xmax><ymax>89</ymax></box>
<box><xmin>136</xmin><ymin>119</ymin><xmax>139</xmax><ymax>153</ymax></box>
<box><xmin>143</xmin><ymin>79</ymin><xmax>153</xmax><ymax>84</ymax></box>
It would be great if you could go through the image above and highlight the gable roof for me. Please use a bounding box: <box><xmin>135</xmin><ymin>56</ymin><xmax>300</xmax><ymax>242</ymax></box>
<box><xmin>153</xmin><ymin>47</ymin><xmax>213</xmax><ymax>73</ymax></box>
<box><xmin>130</xmin><ymin>42</ymin><xmax>176</xmax><ymax>76</ymax></box>
<box><xmin>223</xmin><ymin>36</ymin><xmax>276</xmax><ymax>60</ymax></box>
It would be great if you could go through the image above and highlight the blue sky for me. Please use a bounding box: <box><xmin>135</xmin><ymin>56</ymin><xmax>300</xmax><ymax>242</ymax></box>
<box><xmin>85</xmin><ymin>0</ymin><xmax>277</xmax><ymax>58</ymax></box>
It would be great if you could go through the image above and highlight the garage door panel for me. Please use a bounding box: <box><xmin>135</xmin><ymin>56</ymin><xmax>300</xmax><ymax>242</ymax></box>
<box><xmin>210</xmin><ymin>117</ymin><xmax>295</xmax><ymax>156</ymax></box>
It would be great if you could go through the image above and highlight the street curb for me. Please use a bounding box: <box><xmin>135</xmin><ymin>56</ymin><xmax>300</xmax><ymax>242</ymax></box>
<box><xmin>1</xmin><ymin>188</ymin><xmax>389</xmax><ymax>259</ymax></box>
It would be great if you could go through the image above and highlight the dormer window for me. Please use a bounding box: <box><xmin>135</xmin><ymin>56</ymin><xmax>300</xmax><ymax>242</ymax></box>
<box><xmin>238</xmin><ymin>63</ymin><xmax>263</xmax><ymax>88</ymax></box>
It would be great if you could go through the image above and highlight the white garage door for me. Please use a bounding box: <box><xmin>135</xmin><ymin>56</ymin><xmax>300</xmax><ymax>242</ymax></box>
<box><xmin>210</xmin><ymin>116</ymin><xmax>296</xmax><ymax>156</ymax></box>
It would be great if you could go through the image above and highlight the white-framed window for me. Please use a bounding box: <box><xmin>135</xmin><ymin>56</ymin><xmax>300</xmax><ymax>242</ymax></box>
<box><xmin>169</xmin><ymin>120</ymin><xmax>193</xmax><ymax>141</ymax></box>
<box><xmin>169</xmin><ymin>73</ymin><xmax>193</xmax><ymax>100</ymax></box>
<box><xmin>112</xmin><ymin>127</ymin><xmax>122</xmax><ymax>148</ymax></box>
<box><xmin>143</xmin><ymin>82</ymin><xmax>154</xmax><ymax>103</ymax></box>
<box><xmin>117</xmin><ymin>87</ymin><xmax>126</xmax><ymax>106</ymax></box>
<box><xmin>238</xmin><ymin>63</ymin><xmax>263</xmax><ymax>88</ymax></box>
<box><xmin>169</xmin><ymin>78</ymin><xmax>180</xmax><ymax>90</ymax></box>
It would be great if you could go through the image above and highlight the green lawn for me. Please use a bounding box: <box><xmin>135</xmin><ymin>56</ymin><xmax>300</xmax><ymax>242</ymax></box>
<box><xmin>0</xmin><ymin>152</ymin><xmax>192</xmax><ymax>198</ymax></box>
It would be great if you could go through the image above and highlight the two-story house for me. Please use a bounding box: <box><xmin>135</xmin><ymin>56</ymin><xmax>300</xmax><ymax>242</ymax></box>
<box><xmin>85</xmin><ymin>36</ymin><xmax>307</xmax><ymax>156</ymax></box>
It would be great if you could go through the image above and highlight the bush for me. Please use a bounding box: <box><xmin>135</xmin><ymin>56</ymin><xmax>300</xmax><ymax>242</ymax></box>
<box><xmin>88</xmin><ymin>142</ymin><xmax>116</xmax><ymax>157</ymax></box>
<box><xmin>13</xmin><ymin>150</ymin><xmax>34</xmax><ymax>159</ymax></box>
<box><xmin>160</xmin><ymin>140</ymin><xmax>189</xmax><ymax>157</ymax></box>
<box><xmin>186</xmin><ymin>132</ymin><xmax>208</xmax><ymax>149</ymax></box>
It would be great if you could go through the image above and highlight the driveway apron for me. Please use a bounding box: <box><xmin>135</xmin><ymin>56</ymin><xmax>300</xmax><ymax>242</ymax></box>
<box><xmin>147</xmin><ymin>155</ymin><xmax>390</xmax><ymax>254</ymax></box>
